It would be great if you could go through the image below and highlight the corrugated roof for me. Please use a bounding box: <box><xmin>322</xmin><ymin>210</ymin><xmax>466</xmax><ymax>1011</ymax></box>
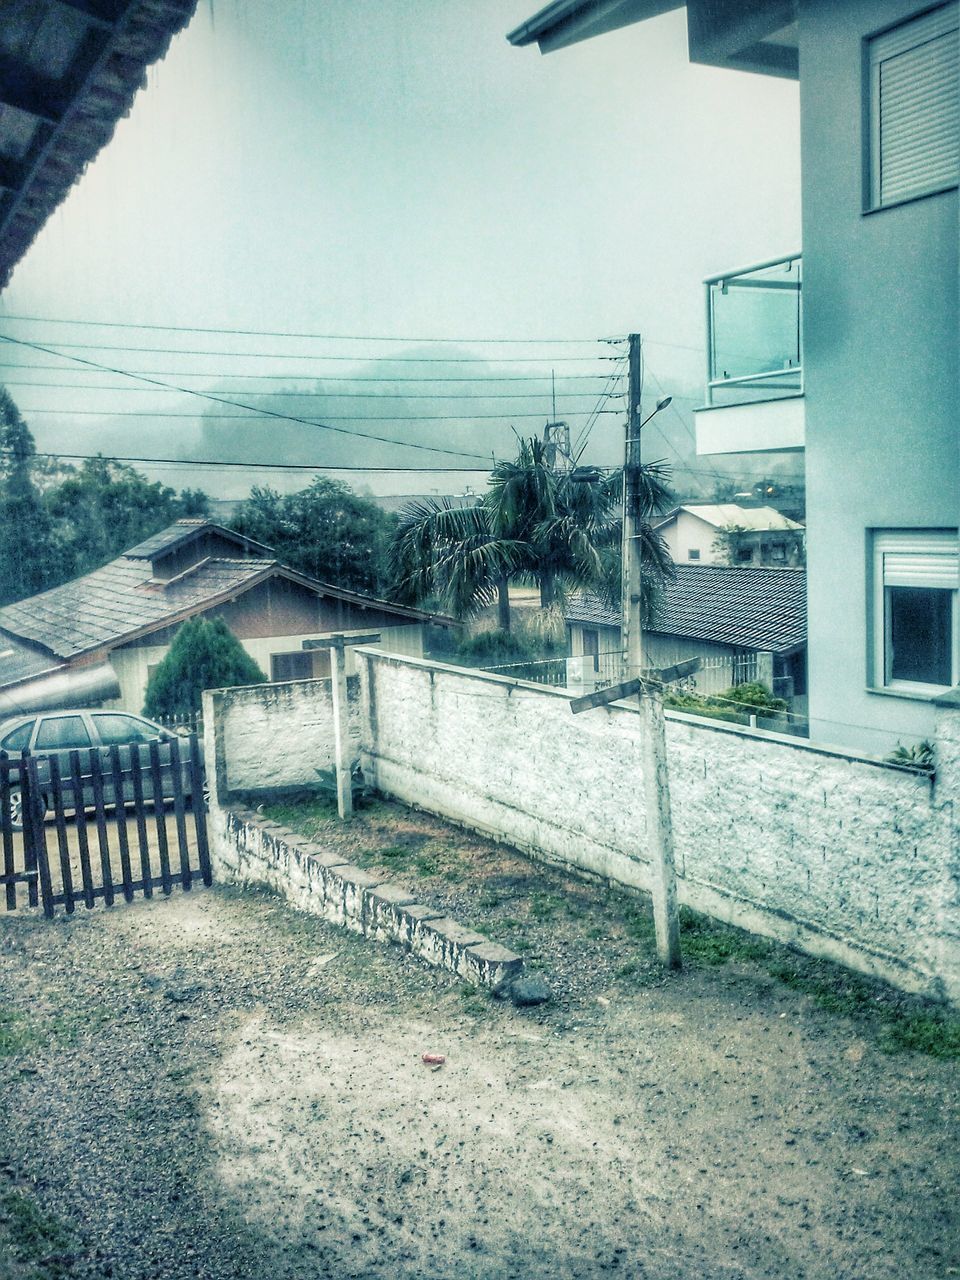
<box><xmin>567</xmin><ymin>565</ymin><xmax>806</xmax><ymax>655</ymax></box>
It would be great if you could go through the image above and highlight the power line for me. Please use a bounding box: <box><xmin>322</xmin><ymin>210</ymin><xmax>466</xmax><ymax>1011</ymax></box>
<box><xmin>0</xmin><ymin>361</ymin><xmax>617</xmax><ymax>384</ymax></box>
<box><xmin>33</xmin><ymin>451</ymin><xmax>494</xmax><ymax>473</ymax></box>
<box><xmin>0</xmin><ymin>313</ymin><xmax>625</xmax><ymax>346</ymax></box>
<box><xmin>0</xmin><ymin>377</ymin><xmax>625</xmax><ymax>401</ymax></box>
<box><xmin>0</xmin><ymin>337</ymin><xmax>619</xmax><ymax>364</ymax></box>
<box><xmin>0</xmin><ymin>335</ymin><xmax>493</xmax><ymax>463</ymax></box>
<box><xmin>23</xmin><ymin>408</ymin><xmax>620</xmax><ymax>422</ymax></box>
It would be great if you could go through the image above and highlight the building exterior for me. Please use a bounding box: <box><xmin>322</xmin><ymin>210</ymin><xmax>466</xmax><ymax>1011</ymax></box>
<box><xmin>655</xmin><ymin>503</ymin><xmax>804</xmax><ymax>566</ymax></box>
<box><xmin>566</xmin><ymin>564</ymin><xmax>807</xmax><ymax>707</ymax></box>
<box><xmin>0</xmin><ymin>520</ymin><xmax>454</xmax><ymax>714</ymax></box>
<box><xmin>510</xmin><ymin>0</ymin><xmax>958</xmax><ymax>754</ymax></box>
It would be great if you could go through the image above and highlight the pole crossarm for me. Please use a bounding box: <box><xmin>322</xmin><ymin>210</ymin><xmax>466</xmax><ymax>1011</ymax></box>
<box><xmin>569</xmin><ymin>658</ymin><xmax>699</xmax><ymax>715</ymax></box>
<box><xmin>302</xmin><ymin>632</ymin><xmax>382</xmax><ymax>651</ymax></box>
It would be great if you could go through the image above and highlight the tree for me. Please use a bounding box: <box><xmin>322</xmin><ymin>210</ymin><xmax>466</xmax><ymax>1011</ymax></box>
<box><xmin>143</xmin><ymin>617</ymin><xmax>266</xmax><ymax>718</ymax></box>
<box><xmin>0</xmin><ymin>387</ymin><xmax>57</xmax><ymax>604</ymax></box>
<box><xmin>230</xmin><ymin>477</ymin><xmax>397</xmax><ymax>596</ymax></box>
<box><xmin>46</xmin><ymin>456</ymin><xmax>210</xmax><ymax>582</ymax></box>
<box><xmin>390</xmin><ymin>438</ymin><xmax>674</xmax><ymax>630</ymax></box>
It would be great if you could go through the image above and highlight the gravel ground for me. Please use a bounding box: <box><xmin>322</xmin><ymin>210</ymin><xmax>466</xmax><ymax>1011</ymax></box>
<box><xmin>0</xmin><ymin>798</ymin><xmax>958</xmax><ymax>1280</ymax></box>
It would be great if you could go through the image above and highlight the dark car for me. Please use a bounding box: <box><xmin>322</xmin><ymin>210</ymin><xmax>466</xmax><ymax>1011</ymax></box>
<box><xmin>0</xmin><ymin>709</ymin><xmax>199</xmax><ymax>830</ymax></box>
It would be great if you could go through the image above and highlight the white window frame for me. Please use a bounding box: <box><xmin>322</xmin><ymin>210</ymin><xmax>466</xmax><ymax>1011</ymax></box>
<box><xmin>866</xmin><ymin>2</ymin><xmax>959</xmax><ymax>211</ymax></box>
<box><xmin>871</xmin><ymin>530</ymin><xmax>959</xmax><ymax>695</ymax></box>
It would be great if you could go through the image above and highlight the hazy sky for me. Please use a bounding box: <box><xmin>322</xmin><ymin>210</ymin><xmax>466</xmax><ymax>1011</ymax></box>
<box><xmin>0</xmin><ymin>1</ymin><xmax>801</xmax><ymax>497</ymax></box>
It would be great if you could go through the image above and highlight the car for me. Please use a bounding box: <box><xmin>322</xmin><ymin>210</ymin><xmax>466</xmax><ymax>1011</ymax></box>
<box><xmin>0</xmin><ymin>709</ymin><xmax>200</xmax><ymax>831</ymax></box>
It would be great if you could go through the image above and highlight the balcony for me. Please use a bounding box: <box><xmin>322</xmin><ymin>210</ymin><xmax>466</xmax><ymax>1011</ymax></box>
<box><xmin>693</xmin><ymin>253</ymin><xmax>805</xmax><ymax>455</ymax></box>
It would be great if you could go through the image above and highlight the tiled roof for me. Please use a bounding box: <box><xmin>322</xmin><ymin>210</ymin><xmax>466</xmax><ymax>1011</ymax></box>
<box><xmin>0</xmin><ymin>556</ymin><xmax>272</xmax><ymax>660</ymax></box>
<box><xmin>656</xmin><ymin>504</ymin><xmax>804</xmax><ymax>532</ymax></box>
<box><xmin>566</xmin><ymin>565</ymin><xmax>807</xmax><ymax>655</ymax></box>
<box><xmin>0</xmin><ymin>520</ymin><xmax>457</xmax><ymax>665</ymax></box>
<box><xmin>0</xmin><ymin>633</ymin><xmax>64</xmax><ymax>693</ymax></box>
<box><xmin>123</xmin><ymin>519</ymin><xmax>271</xmax><ymax>560</ymax></box>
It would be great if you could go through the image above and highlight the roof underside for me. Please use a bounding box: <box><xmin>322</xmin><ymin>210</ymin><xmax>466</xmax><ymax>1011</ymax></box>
<box><xmin>0</xmin><ymin>0</ymin><xmax>199</xmax><ymax>290</ymax></box>
<box><xmin>567</xmin><ymin>564</ymin><xmax>806</xmax><ymax>655</ymax></box>
<box><xmin>508</xmin><ymin>0</ymin><xmax>798</xmax><ymax>78</ymax></box>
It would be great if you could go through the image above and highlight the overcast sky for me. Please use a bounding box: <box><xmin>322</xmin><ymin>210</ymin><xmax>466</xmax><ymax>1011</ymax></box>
<box><xmin>0</xmin><ymin>1</ymin><xmax>801</xmax><ymax>497</ymax></box>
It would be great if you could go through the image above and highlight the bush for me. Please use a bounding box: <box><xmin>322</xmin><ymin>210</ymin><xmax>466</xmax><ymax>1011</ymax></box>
<box><xmin>454</xmin><ymin>628</ymin><xmax>536</xmax><ymax>666</ymax></box>
<box><xmin>664</xmin><ymin>681</ymin><xmax>787</xmax><ymax>724</ymax></box>
<box><xmin>144</xmin><ymin>617</ymin><xmax>266</xmax><ymax>718</ymax></box>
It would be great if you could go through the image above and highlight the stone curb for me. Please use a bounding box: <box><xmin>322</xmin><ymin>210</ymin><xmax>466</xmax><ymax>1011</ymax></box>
<box><xmin>222</xmin><ymin>810</ymin><xmax>524</xmax><ymax>991</ymax></box>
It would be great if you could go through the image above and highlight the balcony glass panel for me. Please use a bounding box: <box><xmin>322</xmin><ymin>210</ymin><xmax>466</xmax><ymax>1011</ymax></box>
<box><xmin>707</xmin><ymin>255</ymin><xmax>802</xmax><ymax>406</ymax></box>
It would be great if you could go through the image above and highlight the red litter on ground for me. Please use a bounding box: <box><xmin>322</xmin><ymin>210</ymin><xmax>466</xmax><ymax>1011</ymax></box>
<box><xmin>422</xmin><ymin>1052</ymin><xmax>446</xmax><ymax>1066</ymax></box>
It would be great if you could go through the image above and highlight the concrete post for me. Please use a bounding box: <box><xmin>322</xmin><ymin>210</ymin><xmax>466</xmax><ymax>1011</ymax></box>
<box><xmin>638</xmin><ymin>685</ymin><xmax>682</xmax><ymax>968</ymax></box>
<box><xmin>330</xmin><ymin>642</ymin><xmax>353</xmax><ymax>820</ymax></box>
<box><xmin>756</xmin><ymin>651</ymin><xmax>775</xmax><ymax>691</ymax></box>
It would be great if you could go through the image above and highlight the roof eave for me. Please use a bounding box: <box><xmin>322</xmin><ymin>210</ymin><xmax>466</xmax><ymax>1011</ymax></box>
<box><xmin>507</xmin><ymin>0</ymin><xmax>682</xmax><ymax>52</ymax></box>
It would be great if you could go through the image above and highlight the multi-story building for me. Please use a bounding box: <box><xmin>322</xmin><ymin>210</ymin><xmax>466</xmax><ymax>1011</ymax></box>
<box><xmin>509</xmin><ymin>0</ymin><xmax>958</xmax><ymax>753</ymax></box>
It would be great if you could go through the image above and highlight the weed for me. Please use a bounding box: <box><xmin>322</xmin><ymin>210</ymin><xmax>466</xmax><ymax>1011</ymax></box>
<box><xmin>529</xmin><ymin>893</ymin><xmax>565</xmax><ymax>921</ymax></box>
<box><xmin>617</xmin><ymin>959</ymin><xmax>641</xmax><ymax>978</ymax></box>
<box><xmin>459</xmin><ymin>983</ymin><xmax>488</xmax><ymax>1017</ymax></box>
<box><xmin>679</xmin><ymin>909</ymin><xmax>772</xmax><ymax>966</ymax></box>
<box><xmin>585</xmin><ymin>925</ymin><xmax>607</xmax><ymax>940</ymax></box>
<box><xmin>478</xmin><ymin>890</ymin><xmax>501</xmax><ymax>910</ymax></box>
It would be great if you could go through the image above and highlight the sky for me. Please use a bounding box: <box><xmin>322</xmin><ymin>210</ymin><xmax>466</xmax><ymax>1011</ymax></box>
<box><xmin>0</xmin><ymin>0</ymin><xmax>802</xmax><ymax>499</ymax></box>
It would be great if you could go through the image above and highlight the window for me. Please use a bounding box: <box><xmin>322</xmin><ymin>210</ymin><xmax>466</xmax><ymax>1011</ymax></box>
<box><xmin>271</xmin><ymin>651</ymin><xmax>313</xmax><ymax>682</ymax></box>
<box><xmin>1</xmin><ymin>720</ymin><xmax>34</xmax><ymax>752</ymax></box>
<box><xmin>35</xmin><ymin>715</ymin><xmax>92</xmax><ymax>751</ymax></box>
<box><xmin>688</xmin><ymin>549</ymin><xmax>701</xmax><ymax>561</ymax></box>
<box><xmin>92</xmin><ymin>714</ymin><xmax>156</xmax><ymax>746</ymax></box>
<box><xmin>872</xmin><ymin>530</ymin><xmax>958</xmax><ymax>692</ymax></box>
<box><xmin>736</xmin><ymin>545</ymin><xmax>754</xmax><ymax>564</ymax></box>
<box><xmin>867</xmin><ymin>4</ymin><xmax>959</xmax><ymax>210</ymax></box>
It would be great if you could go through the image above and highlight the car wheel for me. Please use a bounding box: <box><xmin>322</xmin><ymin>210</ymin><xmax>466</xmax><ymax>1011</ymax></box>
<box><xmin>6</xmin><ymin>788</ymin><xmax>23</xmax><ymax>832</ymax></box>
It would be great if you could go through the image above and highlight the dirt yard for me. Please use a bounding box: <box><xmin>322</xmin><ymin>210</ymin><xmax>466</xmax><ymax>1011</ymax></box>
<box><xmin>1</xmin><ymin>797</ymin><xmax>958</xmax><ymax>1280</ymax></box>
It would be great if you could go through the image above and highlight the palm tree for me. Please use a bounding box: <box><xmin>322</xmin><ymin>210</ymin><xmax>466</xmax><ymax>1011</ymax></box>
<box><xmin>390</xmin><ymin>438</ymin><xmax>675</xmax><ymax>630</ymax></box>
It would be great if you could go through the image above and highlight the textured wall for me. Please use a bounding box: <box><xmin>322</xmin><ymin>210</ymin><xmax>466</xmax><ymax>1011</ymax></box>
<box><xmin>358</xmin><ymin>652</ymin><xmax>958</xmax><ymax>1003</ymax></box>
<box><xmin>208</xmin><ymin>674</ymin><xmax>361</xmax><ymax>794</ymax></box>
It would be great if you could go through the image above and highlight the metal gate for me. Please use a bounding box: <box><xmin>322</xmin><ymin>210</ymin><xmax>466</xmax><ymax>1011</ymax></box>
<box><xmin>0</xmin><ymin>733</ymin><xmax>210</xmax><ymax>916</ymax></box>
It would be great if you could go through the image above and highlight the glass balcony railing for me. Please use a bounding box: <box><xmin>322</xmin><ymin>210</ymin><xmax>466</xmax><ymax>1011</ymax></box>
<box><xmin>705</xmin><ymin>254</ymin><xmax>802</xmax><ymax>407</ymax></box>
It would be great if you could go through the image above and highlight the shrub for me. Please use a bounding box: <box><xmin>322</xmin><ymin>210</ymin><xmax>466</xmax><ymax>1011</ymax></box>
<box><xmin>144</xmin><ymin>617</ymin><xmax>265</xmax><ymax>718</ymax></box>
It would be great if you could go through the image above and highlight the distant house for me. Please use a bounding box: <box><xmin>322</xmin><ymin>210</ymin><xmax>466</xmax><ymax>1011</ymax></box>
<box><xmin>0</xmin><ymin>520</ymin><xmax>455</xmax><ymax>715</ymax></box>
<box><xmin>566</xmin><ymin>565</ymin><xmax>807</xmax><ymax>706</ymax></box>
<box><xmin>654</xmin><ymin>504</ymin><xmax>804</xmax><ymax>567</ymax></box>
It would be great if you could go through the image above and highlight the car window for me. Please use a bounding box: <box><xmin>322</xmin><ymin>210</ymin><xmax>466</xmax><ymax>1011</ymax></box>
<box><xmin>92</xmin><ymin>714</ymin><xmax>156</xmax><ymax>746</ymax></box>
<box><xmin>1</xmin><ymin>720</ymin><xmax>34</xmax><ymax>753</ymax></box>
<box><xmin>34</xmin><ymin>715</ymin><xmax>92</xmax><ymax>751</ymax></box>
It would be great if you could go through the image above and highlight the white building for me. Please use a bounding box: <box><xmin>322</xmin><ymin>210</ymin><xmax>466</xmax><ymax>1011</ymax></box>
<box><xmin>510</xmin><ymin>0</ymin><xmax>958</xmax><ymax>753</ymax></box>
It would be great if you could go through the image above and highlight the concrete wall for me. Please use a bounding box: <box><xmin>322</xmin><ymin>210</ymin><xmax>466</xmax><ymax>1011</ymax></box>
<box><xmin>205</xmin><ymin>675</ymin><xmax>361</xmax><ymax>796</ymax></box>
<box><xmin>354</xmin><ymin>652</ymin><xmax>958</xmax><ymax>1003</ymax></box>
<box><xmin>799</xmin><ymin>0</ymin><xmax>959</xmax><ymax>753</ymax></box>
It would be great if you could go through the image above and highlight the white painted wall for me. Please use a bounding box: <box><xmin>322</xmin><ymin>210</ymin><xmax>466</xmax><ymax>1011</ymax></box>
<box><xmin>658</xmin><ymin>511</ymin><xmax>725</xmax><ymax>564</ymax></box>
<box><xmin>357</xmin><ymin>652</ymin><xmax>957</xmax><ymax>1003</ymax></box>
<box><xmin>201</xmin><ymin>651</ymin><xmax>959</xmax><ymax>1003</ymax></box>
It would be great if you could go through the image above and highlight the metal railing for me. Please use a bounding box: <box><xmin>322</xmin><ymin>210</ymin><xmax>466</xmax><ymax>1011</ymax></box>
<box><xmin>705</xmin><ymin>253</ymin><xmax>803</xmax><ymax>407</ymax></box>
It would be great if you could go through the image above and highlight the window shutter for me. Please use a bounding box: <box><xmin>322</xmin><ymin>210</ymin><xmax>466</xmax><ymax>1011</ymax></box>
<box><xmin>870</xmin><ymin>3</ymin><xmax>959</xmax><ymax>207</ymax></box>
<box><xmin>877</xmin><ymin>531</ymin><xmax>959</xmax><ymax>588</ymax></box>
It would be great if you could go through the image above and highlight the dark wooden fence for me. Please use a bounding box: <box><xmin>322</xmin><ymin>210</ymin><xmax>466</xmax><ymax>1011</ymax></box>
<box><xmin>1</xmin><ymin>733</ymin><xmax>210</xmax><ymax>916</ymax></box>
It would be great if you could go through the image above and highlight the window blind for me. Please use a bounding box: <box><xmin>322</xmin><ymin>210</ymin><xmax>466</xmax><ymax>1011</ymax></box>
<box><xmin>870</xmin><ymin>3</ymin><xmax>959</xmax><ymax>207</ymax></box>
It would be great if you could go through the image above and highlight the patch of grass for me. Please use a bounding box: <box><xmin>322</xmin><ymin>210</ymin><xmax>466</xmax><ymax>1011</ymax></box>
<box><xmin>617</xmin><ymin>959</ymin><xmax>641</xmax><ymax>978</ymax></box>
<box><xmin>679</xmin><ymin>908</ymin><xmax>773</xmax><ymax>967</ymax></box>
<box><xmin>0</xmin><ymin>1009</ymin><xmax>39</xmax><ymax>1058</ymax></box>
<box><xmin>529</xmin><ymin>893</ymin><xmax>566</xmax><ymax>922</ymax></box>
<box><xmin>585</xmin><ymin>925</ymin><xmax>607</xmax><ymax>941</ymax></box>
<box><xmin>0</xmin><ymin>1189</ymin><xmax>76</xmax><ymax>1278</ymax></box>
<box><xmin>458</xmin><ymin>983</ymin><xmax>489</xmax><ymax>1017</ymax></box>
<box><xmin>477</xmin><ymin>890</ymin><xmax>501</xmax><ymax>910</ymax></box>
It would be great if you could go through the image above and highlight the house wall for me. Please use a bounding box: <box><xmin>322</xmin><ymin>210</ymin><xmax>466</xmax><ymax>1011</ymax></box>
<box><xmin>799</xmin><ymin>0</ymin><xmax>959</xmax><ymax>752</ymax></box>
<box><xmin>658</xmin><ymin>511</ymin><xmax>721</xmax><ymax>564</ymax></box>
<box><xmin>202</xmin><ymin>652</ymin><xmax>960</xmax><ymax>1004</ymax></box>
<box><xmin>108</xmin><ymin>620</ymin><xmax>424</xmax><ymax>713</ymax></box>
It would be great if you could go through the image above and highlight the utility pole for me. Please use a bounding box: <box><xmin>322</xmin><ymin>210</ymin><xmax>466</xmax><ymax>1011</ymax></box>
<box><xmin>622</xmin><ymin>333</ymin><xmax>682</xmax><ymax>969</ymax></box>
